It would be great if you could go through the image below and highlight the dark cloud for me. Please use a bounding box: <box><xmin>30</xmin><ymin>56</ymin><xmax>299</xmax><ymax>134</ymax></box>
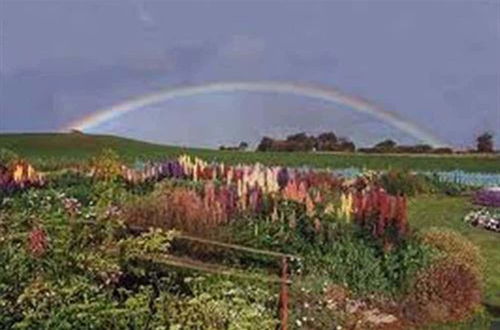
<box><xmin>164</xmin><ymin>41</ymin><xmax>217</xmax><ymax>84</ymax></box>
<box><xmin>1</xmin><ymin>1</ymin><xmax>499</xmax><ymax>148</ymax></box>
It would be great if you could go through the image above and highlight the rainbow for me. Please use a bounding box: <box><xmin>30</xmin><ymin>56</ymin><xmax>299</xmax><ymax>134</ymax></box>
<box><xmin>65</xmin><ymin>81</ymin><xmax>449</xmax><ymax>147</ymax></box>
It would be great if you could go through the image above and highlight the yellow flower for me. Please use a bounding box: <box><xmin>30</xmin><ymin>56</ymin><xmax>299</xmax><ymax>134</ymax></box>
<box><xmin>338</xmin><ymin>193</ymin><xmax>353</xmax><ymax>222</ymax></box>
<box><xmin>13</xmin><ymin>165</ymin><xmax>23</xmax><ymax>183</ymax></box>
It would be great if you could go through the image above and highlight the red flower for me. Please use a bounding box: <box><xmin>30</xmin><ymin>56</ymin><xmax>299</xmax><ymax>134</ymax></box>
<box><xmin>378</xmin><ymin>190</ymin><xmax>390</xmax><ymax>237</ymax></box>
<box><xmin>28</xmin><ymin>227</ymin><xmax>47</xmax><ymax>257</ymax></box>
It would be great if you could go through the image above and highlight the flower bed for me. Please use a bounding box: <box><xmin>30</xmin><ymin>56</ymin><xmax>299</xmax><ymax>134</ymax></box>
<box><xmin>473</xmin><ymin>187</ymin><xmax>500</xmax><ymax>207</ymax></box>
<box><xmin>464</xmin><ymin>209</ymin><xmax>500</xmax><ymax>233</ymax></box>
<box><xmin>0</xmin><ymin>150</ymin><xmax>491</xmax><ymax>329</ymax></box>
<box><xmin>114</xmin><ymin>155</ymin><xmax>410</xmax><ymax>242</ymax></box>
<box><xmin>0</xmin><ymin>160</ymin><xmax>45</xmax><ymax>193</ymax></box>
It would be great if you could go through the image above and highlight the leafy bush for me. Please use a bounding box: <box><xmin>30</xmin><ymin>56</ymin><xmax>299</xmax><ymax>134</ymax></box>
<box><xmin>420</xmin><ymin>227</ymin><xmax>485</xmax><ymax>284</ymax></box>
<box><xmin>401</xmin><ymin>228</ymin><xmax>486</xmax><ymax>327</ymax></box>
<box><xmin>89</xmin><ymin>148</ymin><xmax>123</xmax><ymax>181</ymax></box>
<box><xmin>402</xmin><ymin>258</ymin><xmax>482</xmax><ymax>325</ymax></box>
<box><xmin>426</xmin><ymin>175</ymin><xmax>470</xmax><ymax>196</ymax></box>
<box><xmin>225</xmin><ymin>219</ymin><xmax>433</xmax><ymax>298</ymax></box>
<box><xmin>155</xmin><ymin>278</ymin><xmax>278</xmax><ymax>329</ymax></box>
<box><xmin>47</xmin><ymin>172</ymin><xmax>96</xmax><ymax>205</ymax></box>
<box><xmin>316</xmin><ymin>233</ymin><xmax>433</xmax><ymax>296</ymax></box>
<box><xmin>379</xmin><ymin>169</ymin><xmax>435</xmax><ymax>196</ymax></box>
<box><xmin>120</xmin><ymin>228</ymin><xmax>175</xmax><ymax>257</ymax></box>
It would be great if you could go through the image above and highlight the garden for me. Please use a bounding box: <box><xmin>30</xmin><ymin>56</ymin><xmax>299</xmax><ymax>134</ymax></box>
<box><xmin>0</xmin><ymin>147</ymin><xmax>499</xmax><ymax>329</ymax></box>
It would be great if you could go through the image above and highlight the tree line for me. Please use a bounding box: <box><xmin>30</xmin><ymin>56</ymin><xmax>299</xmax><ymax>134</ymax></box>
<box><xmin>252</xmin><ymin>131</ymin><xmax>495</xmax><ymax>154</ymax></box>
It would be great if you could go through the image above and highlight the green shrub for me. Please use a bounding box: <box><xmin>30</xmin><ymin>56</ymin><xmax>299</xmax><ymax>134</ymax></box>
<box><xmin>89</xmin><ymin>149</ymin><xmax>123</xmax><ymax>181</ymax></box>
<box><xmin>47</xmin><ymin>172</ymin><xmax>96</xmax><ymax>205</ymax></box>
<box><xmin>5</xmin><ymin>278</ymin><xmax>155</xmax><ymax>329</ymax></box>
<box><xmin>225</xmin><ymin>219</ymin><xmax>433</xmax><ymax>298</ymax></box>
<box><xmin>156</xmin><ymin>278</ymin><xmax>278</xmax><ymax>329</ymax></box>
<box><xmin>379</xmin><ymin>169</ymin><xmax>435</xmax><ymax>196</ymax></box>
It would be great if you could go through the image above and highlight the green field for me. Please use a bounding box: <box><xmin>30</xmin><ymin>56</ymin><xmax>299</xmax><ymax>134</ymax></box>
<box><xmin>1</xmin><ymin>133</ymin><xmax>499</xmax><ymax>172</ymax></box>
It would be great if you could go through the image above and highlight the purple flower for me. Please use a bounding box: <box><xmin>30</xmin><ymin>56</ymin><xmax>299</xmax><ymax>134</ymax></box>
<box><xmin>473</xmin><ymin>187</ymin><xmax>500</xmax><ymax>207</ymax></box>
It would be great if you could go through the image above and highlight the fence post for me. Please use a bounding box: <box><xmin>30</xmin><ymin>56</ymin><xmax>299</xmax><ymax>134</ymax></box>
<box><xmin>279</xmin><ymin>256</ymin><xmax>289</xmax><ymax>330</ymax></box>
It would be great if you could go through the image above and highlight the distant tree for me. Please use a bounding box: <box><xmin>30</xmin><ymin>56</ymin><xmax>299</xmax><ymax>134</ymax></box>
<box><xmin>433</xmin><ymin>147</ymin><xmax>454</xmax><ymax>154</ymax></box>
<box><xmin>316</xmin><ymin>132</ymin><xmax>338</xmax><ymax>151</ymax></box>
<box><xmin>286</xmin><ymin>132</ymin><xmax>309</xmax><ymax>142</ymax></box>
<box><xmin>318</xmin><ymin>132</ymin><xmax>338</xmax><ymax>144</ymax></box>
<box><xmin>413</xmin><ymin>144</ymin><xmax>433</xmax><ymax>153</ymax></box>
<box><xmin>374</xmin><ymin>139</ymin><xmax>397</xmax><ymax>150</ymax></box>
<box><xmin>336</xmin><ymin>137</ymin><xmax>356</xmax><ymax>152</ymax></box>
<box><xmin>342</xmin><ymin>141</ymin><xmax>356</xmax><ymax>152</ymax></box>
<box><xmin>285</xmin><ymin>132</ymin><xmax>315</xmax><ymax>151</ymax></box>
<box><xmin>477</xmin><ymin>132</ymin><xmax>494</xmax><ymax>153</ymax></box>
<box><xmin>257</xmin><ymin>137</ymin><xmax>274</xmax><ymax>152</ymax></box>
<box><xmin>238</xmin><ymin>141</ymin><xmax>249</xmax><ymax>151</ymax></box>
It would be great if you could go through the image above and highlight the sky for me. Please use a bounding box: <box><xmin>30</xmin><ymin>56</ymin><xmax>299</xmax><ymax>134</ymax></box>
<box><xmin>0</xmin><ymin>0</ymin><xmax>499</xmax><ymax>148</ymax></box>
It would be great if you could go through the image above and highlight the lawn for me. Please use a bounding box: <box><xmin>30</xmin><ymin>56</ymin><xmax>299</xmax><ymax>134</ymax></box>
<box><xmin>409</xmin><ymin>195</ymin><xmax>500</xmax><ymax>319</ymax></box>
<box><xmin>1</xmin><ymin>133</ymin><xmax>500</xmax><ymax>173</ymax></box>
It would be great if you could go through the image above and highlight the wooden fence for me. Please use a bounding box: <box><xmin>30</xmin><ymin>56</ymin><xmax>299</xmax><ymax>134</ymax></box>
<box><xmin>144</xmin><ymin>232</ymin><xmax>299</xmax><ymax>330</ymax></box>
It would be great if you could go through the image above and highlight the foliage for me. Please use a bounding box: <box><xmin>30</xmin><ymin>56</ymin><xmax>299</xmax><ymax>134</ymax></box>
<box><xmin>156</xmin><ymin>278</ymin><xmax>278</xmax><ymax>329</ymax></box>
<box><xmin>420</xmin><ymin>227</ymin><xmax>486</xmax><ymax>284</ymax></box>
<box><xmin>477</xmin><ymin>132</ymin><xmax>494</xmax><ymax>153</ymax></box>
<box><xmin>402</xmin><ymin>258</ymin><xmax>482</xmax><ymax>325</ymax></box>
<box><xmin>379</xmin><ymin>169</ymin><xmax>436</xmax><ymax>196</ymax></box>
<box><xmin>89</xmin><ymin>148</ymin><xmax>123</xmax><ymax>181</ymax></box>
<box><xmin>0</xmin><ymin>145</ymin><xmax>496</xmax><ymax>329</ymax></box>
<box><xmin>225</xmin><ymin>219</ymin><xmax>433</xmax><ymax>298</ymax></box>
<box><xmin>119</xmin><ymin>228</ymin><xmax>175</xmax><ymax>257</ymax></box>
<box><xmin>46</xmin><ymin>172</ymin><xmax>96</xmax><ymax>205</ymax></box>
<box><xmin>374</xmin><ymin>139</ymin><xmax>397</xmax><ymax>150</ymax></box>
<box><xmin>257</xmin><ymin>132</ymin><xmax>355</xmax><ymax>152</ymax></box>
<box><xmin>359</xmin><ymin>139</ymin><xmax>447</xmax><ymax>154</ymax></box>
<box><xmin>289</xmin><ymin>281</ymin><xmax>341</xmax><ymax>329</ymax></box>
<box><xmin>0</xmin><ymin>148</ymin><xmax>19</xmax><ymax>166</ymax></box>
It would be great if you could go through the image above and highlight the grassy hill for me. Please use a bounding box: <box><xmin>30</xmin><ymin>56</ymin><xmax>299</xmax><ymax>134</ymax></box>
<box><xmin>1</xmin><ymin>132</ymin><xmax>499</xmax><ymax>172</ymax></box>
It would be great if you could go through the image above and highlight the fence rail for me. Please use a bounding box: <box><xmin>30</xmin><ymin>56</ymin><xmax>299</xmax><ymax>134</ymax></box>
<box><xmin>132</xmin><ymin>227</ymin><xmax>297</xmax><ymax>330</ymax></box>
